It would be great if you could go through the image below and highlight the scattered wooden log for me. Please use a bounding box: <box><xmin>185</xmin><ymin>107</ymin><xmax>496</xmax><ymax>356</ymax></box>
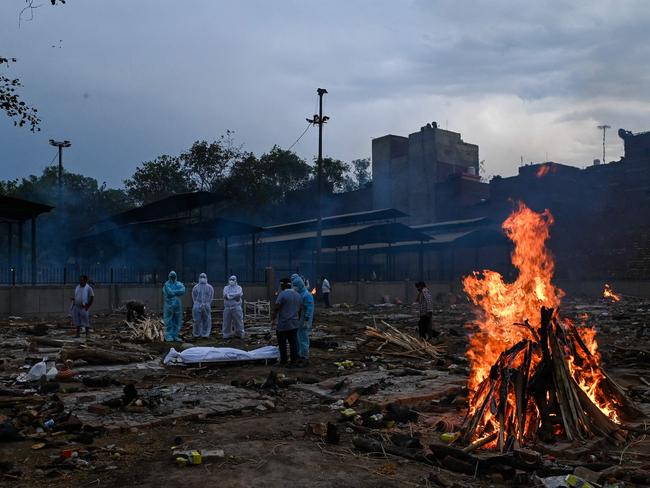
<box><xmin>352</xmin><ymin>436</ymin><xmax>433</xmax><ymax>465</ymax></box>
<box><xmin>61</xmin><ymin>346</ymin><xmax>145</xmax><ymax>365</ymax></box>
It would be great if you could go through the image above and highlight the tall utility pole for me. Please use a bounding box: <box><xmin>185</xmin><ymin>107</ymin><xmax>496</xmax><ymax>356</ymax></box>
<box><xmin>307</xmin><ymin>88</ymin><xmax>329</xmax><ymax>279</ymax></box>
<box><xmin>597</xmin><ymin>125</ymin><xmax>610</xmax><ymax>164</ymax></box>
<box><xmin>49</xmin><ymin>139</ymin><xmax>71</xmax><ymax>211</ymax></box>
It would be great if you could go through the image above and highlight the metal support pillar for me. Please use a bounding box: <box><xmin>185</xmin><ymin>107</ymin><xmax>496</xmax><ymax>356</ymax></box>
<box><xmin>224</xmin><ymin>236</ymin><xmax>229</xmax><ymax>281</ymax></box>
<box><xmin>251</xmin><ymin>233</ymin><xmax>256</xmax><ymax>283</ymax></box>
<box><xmin>31</xmin><ymin>215</ymin><xmax>37</xmax><ymax>285</ymax></box>
<box><xmin>17</xmin><ymin>222</ymin><xmax>23</xmax><ymax>284</ymax></box>
<box><xmin>203</xmin><ymin>239</ymin><xmax>208</xmax><ymax>274</ymax></box>
<box><xmin>356</xmin><ymin>244</ymin><xmax>360</xmax><ymax>281</ymax></box>
<box><xmin>7</xmin><ymin>223</ymin><xmax>12</xmax><ymax>284</ymax></box>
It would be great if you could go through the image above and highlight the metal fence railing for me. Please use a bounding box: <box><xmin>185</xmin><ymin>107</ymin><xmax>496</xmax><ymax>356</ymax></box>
<box><xmin>0</xmin><ymin>265</ymin><xmax>266</xmax><ymax>286</ymax></box>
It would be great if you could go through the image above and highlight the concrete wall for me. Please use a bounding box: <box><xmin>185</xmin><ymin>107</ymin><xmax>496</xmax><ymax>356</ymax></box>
<box><xmin>2</xmin><ymin>280</ymin><xmax>649</xmax><ymax>317</ymax></box>
<box><xmin>0</xmin><ymin>283</ymin><xmax>269</xmax><ymax>318</ymax></box>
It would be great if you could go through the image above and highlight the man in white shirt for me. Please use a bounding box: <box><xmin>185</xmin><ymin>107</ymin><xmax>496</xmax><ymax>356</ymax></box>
<box><xmin>71</xmin><ymin>275</ymin><xmax>94</xmax><ymax>338</ymax></box>
<box><xmin>320</xmin><ymin>276</ymin><xmax>332</xmax><ymax>308</ymax></box>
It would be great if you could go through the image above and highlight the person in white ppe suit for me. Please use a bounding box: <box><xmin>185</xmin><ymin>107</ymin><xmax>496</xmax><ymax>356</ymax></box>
<box><xmin>192</xmin><ymin>273</ymin><xmax>214</xmax><ymax>338</ymax></box>
<box><xmin>222</xmin><ymin>275</ymin><xmax>245</xmax><ymax>339</ymax></box>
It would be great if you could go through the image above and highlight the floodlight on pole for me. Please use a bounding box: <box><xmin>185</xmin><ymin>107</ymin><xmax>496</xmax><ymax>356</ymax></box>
<box><xmin>49</xmin><ymin>139</ymin><xmax>71</xmax><ymax>211</ymax></box>
<box><xmin>597</xmin><ymin>125</ymin><xmax>610</xmax><ymax>165</ymax></box>
<box><xmin>306</xmin><ymin>88</ymin><xmax>329</xmax><ymax>278</ymax></box>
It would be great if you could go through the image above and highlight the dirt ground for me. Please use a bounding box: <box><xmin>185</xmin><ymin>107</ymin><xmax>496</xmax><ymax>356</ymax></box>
<box><xmin>0</xmin><ymin>294</ymin><xmax>649</xmax><ymax>487</ymax></box>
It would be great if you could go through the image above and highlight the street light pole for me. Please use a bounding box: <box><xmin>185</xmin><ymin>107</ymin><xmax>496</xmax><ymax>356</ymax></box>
<box><xmin>307</xmin><ymin>88</ymin><xmax>329</xmax><ymax>280</ymax></box>
<box><xmin>49</xmin><ymin>139</ymin><xmax>71</xmax><ymax>211</ymax></box>
<box><xmin>597</xmin><ymin>125</ymin><xmax>610</xmax><ymax>165</ymax></box>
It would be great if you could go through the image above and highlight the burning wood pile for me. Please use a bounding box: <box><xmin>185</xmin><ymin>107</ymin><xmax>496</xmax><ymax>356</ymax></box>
<box><xmin>461</xmin><ymin>203</ymin><xmax>643</xmax><ymax>452</ymax></box>
<box><xmin>363</xmin><ymin>321</ymin><xmax>444</xmax><ymax>360</ymax></box>
<box><xmin>124</xmin><ymin>317</ymin><xmax>165</xmax><ymax>342</ymax></box>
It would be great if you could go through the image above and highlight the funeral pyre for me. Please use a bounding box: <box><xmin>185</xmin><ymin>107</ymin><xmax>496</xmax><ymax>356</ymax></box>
<box><xmin>461</xmin><ymin>203</ymin><xmax>643</xmax><ymax>451</ymax></box>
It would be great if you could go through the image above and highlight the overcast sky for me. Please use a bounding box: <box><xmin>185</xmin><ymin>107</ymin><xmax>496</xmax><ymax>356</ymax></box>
<box><xmin>1</xmin><ymin>0</ymin><xmax>649</xmax><ymax>187</ymax></box>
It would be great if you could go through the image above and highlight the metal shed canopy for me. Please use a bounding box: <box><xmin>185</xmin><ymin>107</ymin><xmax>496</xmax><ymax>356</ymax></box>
<box><xmin>0</xmin><ymin>195</ymin><xmax>54</xmax><ymax>224</ymax></box>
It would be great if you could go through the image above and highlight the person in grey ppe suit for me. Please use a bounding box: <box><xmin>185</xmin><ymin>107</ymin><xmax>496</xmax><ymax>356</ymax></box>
<box><xmin>222</xmin><ymin>275</ymin><xmax>245</xmax><ymax>339</ymax></box>
<box><xmin>192</xmin><ymin>273</ymin><xmax>214</xmax><ymax>338</ymax></box>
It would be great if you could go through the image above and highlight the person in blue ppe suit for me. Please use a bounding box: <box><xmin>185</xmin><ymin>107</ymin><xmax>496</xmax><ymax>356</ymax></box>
<box><xmin>163</xmin><ymin>270</ymin><xmax>186</xmax><ymax>341</ymax></box>
<box><xmin>291</xmin><ymin>273</ymin><xmax>314</xmax><ymax>362</ymax></box>
<box><xmin>222</xmin><ymin>275</ymin><xmax>245</xmax><ymax>339</ymax></box>
<box><xmin>192</xmin><ymin>273</ymin><xmax>214</xmax><ymax>338</ymax></box>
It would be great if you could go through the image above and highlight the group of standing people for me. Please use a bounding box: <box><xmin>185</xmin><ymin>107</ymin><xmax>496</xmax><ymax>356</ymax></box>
<box><xmin>162</xmin><ymin>271</ymin><xmax>245</xmax><ymax>342</ymax></box>
<box><xmin>271</xmin><ymin>274</ymin><xmax>314</xmax><ymax>366</ymax></box>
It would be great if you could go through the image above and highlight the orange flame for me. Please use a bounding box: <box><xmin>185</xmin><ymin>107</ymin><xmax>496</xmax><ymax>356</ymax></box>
<box><xmin>311</xmin><ymin>288</ymin><xmax>317</xmax><ymax>296</ymax></box>
<box><xmin>535</xmin><ymin>163</ymin><xmax>556</xmax><ymax>178</ymax></box>
<box><xmin>463</xmin><ymin>202</ymin><xmax>620</xmax><ymax>443</ymax></box>
<box><xmin>603</xmin><ymin>284</ymin><xmax>621</xmax><ymax>302</ymax></box>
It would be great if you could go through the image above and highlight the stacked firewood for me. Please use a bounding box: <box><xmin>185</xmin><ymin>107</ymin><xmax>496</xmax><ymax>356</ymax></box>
<box><xmin>124</xmin><ymin>317</ymin><xmax>165</xmax><ymax>342</ymax></box>
<box><xmin>363</xmin><ymin>321</ymin><xmax>444</xmax><ymax>360</ymax></box>
<box><xmin>463</xmin><ymin>307</ymin><xmax>643</xmax><ymax>452</ymax></box>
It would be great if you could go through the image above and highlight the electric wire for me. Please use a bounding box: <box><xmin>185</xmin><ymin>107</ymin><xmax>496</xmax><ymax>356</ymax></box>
<box><xmin>287</xmin><ymin>122</ymin><xmax>312</xmax><ymax>151</ymax></box>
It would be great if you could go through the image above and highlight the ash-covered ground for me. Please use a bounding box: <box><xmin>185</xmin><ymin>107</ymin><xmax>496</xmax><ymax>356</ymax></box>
<box><xmin>0</xmin><ymin>295</ymin><xmax>648</xmax><ymax>488</ymax></box>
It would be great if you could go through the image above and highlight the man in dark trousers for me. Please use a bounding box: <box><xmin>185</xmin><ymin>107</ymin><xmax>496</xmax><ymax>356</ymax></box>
<box><xmin>415</xmin><ymin>281</ymin><xmax>437</xmax><ymax>340</ymax></box>
<box><xmin>271</xmin><ymin>278</ymin><xmax>302</xmax><ymax>366</ymax></box>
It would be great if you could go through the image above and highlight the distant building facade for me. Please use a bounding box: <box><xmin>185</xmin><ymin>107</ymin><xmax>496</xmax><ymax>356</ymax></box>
<box><xmin>372</xmin><ymin>123</ymin><xmax>482</xmax><ymax>224</ymax></box>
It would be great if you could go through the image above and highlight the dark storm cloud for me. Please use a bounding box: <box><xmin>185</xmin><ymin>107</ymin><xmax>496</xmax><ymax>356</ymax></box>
<box><xmin>1</xmin><ymin>0</ymin><xmax>649</xmax><ymax>186</ymax></box>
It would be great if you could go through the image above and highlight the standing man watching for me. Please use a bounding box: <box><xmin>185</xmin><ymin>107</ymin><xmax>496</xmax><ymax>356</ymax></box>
<box><xmin>271</xmin><ymin>278</ymin><xmax>302</xmax><ymax>366</ymax></box>
<box><xmin>320</xmin><ymin>275</ymin><xmax>332</xmax><ymax>308</ymax></box>
<box><xmin>415</xmin><ymin>281</ymin><xmax>437</xmax><ymax>340</ymax></box>
<box><xmin>71</xmin><ymin>275</ymin><xmax>94</xmax><ymax>338</ymax></box>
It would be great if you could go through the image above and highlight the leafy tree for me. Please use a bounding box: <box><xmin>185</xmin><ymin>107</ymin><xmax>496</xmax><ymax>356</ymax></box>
<box><xmin>316</xmin><ymin>157</ymin><xmax>350</xmax><ymax>193</ymax></box>
<box><xmin>227</xmin><ymin>146</ymin><xmax>311</xmax><ymax>205</ymax></box>
<box><xmin>343</xmin><ymin>157</ymin><xmax>372</xmax><ymax>191</ymax></box>
<box><xmin>1</xmin><ymin>1</ymin><xmax>67</xmax><ymax>130</ymax></box>
<box><xmin>181</xmin><ymin>131</ymin><xmax>242</xmax><ymax>191</ymax></box>
<box><xmin>0</xmin><ymin>57</ymin><xmax>40</xmax><ymax>131</ymax></box>
<box><xmin>124</xmin><ymin>155</ymin><xmax>194</xmax><ymax>205</ymax></box>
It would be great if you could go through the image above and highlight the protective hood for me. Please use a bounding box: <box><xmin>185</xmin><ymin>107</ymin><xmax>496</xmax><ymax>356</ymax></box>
<box><xmin>168</xmin><ymin>270</ymin><xmax>177</xmax><ymax>282</ymax></box>
<box><xmin>291</xmin><ymin>273</ymin><xmax>306</xmax><ymax>293</ymax></box>
<box><xmin>199</xmin><ymin>273</ymin><xmax>208</xmax><ymax>284</ymax></box>
<box><xmin>228</xmin><ymin>275</ymin><xmax>237</xmax><ymax>285</ymax></box>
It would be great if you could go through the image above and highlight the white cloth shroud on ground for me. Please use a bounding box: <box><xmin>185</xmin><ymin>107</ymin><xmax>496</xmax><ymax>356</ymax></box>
<box><xmin>163</xmin><ymin>345</ymin><xmax>279</xmax><ymax>364</ymax></box>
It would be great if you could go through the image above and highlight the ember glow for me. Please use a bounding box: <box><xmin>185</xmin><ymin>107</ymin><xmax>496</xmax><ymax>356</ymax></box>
<box><xmin>603</xmin><ymin>284</ymin><xmax>621</xmax><ymax>302</ymax></box>
<box><xmin>462</xmin><ymin>202</ymin><xmax>621</xmax><ymax>445</ymax></box>
<box><xmin>535</xmin><ymin>164</ymin><xmax>557</xmax><ymax>178</ymax></box>
<box><xmin>311</xmin><ymin>288</ymin><xmax>317</xmax><ymax>296</ymax></box>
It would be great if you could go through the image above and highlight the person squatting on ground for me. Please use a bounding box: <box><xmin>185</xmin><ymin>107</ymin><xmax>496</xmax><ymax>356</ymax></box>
<box><xmin>415</xmin><ymin>281</ymin><xmax>437</xmax><ymax>340</ymax></box>
<box><xmin>321</xmin><ymin>276</ymin><xmax>332</xmax><ymax>308</ymax></box>
<box><xmin>163</xmin><ymin>270</ymin><xmax>185</xmax><ymax>342</ymax></box>
<box><xmin>222</xmin><ymin>275</ymin><xmax>245</xmax><ymax>339</ymax></box>
<box><xmin>291</xmin><ymin>273</ymin><xmax>314</xmax><ymax>363</ymax></box>
<box><xmin>272</xmin><ymin>278</ymin><xmax>302</xmax><ymax>366</ymax></box>
<box><xmin>71</xmin><ymin>275</ymin><xmax>94</xmax><ymax>338</ymax></box>
<box><xmin>192</xmin><ymin>273</ymin><xmax>214</xmax><ymax>338</ymax></box>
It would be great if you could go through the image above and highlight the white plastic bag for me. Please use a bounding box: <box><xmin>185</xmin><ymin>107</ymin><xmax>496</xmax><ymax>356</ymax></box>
<box><xmin>46</xmin><ymin>365</ymin><xmax>58</xmax><ymax>381</ymax></box>
<box><xmin>26</xmin><ymin>358</ymin><xmax>47</xmax><ymax>381</ymax></box>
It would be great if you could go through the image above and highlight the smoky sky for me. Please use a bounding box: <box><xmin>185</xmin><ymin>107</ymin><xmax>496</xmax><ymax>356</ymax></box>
<box><xmin>1</xmin><ymin>0</ymin><xmax>649</xmax><ymax>187</ymax></box>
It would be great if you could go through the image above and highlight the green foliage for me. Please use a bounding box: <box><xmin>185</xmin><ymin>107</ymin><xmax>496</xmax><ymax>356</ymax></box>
<box><xmin>0</xmin><ymin>57</ymin><xmax>41</xmax><ymax>132</ymax></box>
<box><xmin>124</xmin><ymin>155</ymin><xmax>194</xmax><ymax>205</ymax></box>
<box><xmin>181</xmin><ymin>131</ymin><xmax>242</xmax><ymax>191</ymax></box>
<box><xmin>226</xmin><ymin>145</ymin><xmax>311</xmax><ymax>205</ymax></box>
<box><xmin>343</xmin><ymin>158</ymin><xmax>372</xmax><ymax>192</ymax></box>
<box><xmin>317</xmin><ymin>157</ymin><xmax>350</xmax><ymax>193</ymax></box>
